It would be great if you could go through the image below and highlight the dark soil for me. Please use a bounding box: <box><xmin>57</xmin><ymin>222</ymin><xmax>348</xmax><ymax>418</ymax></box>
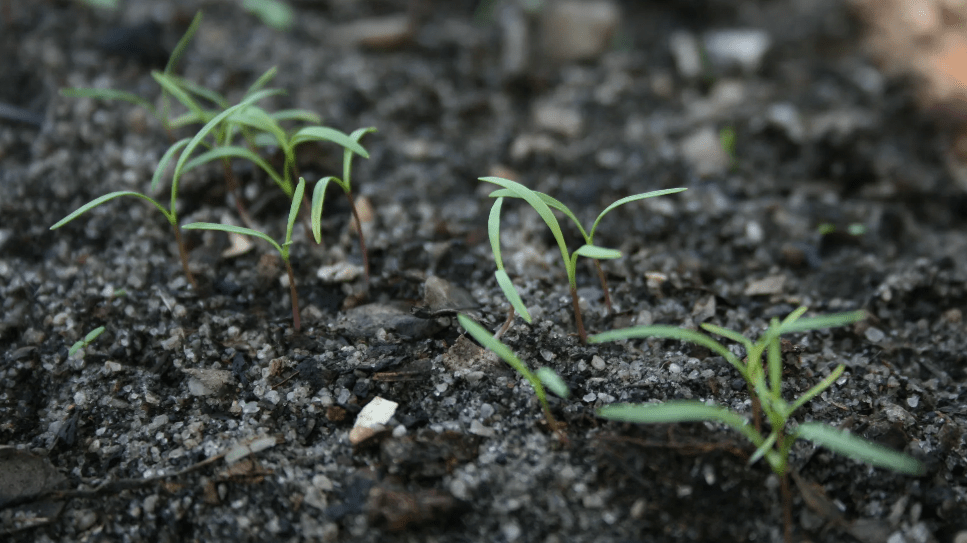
<box><xmin>2</xmin><ymin>1</ymin><xmax>966</xmax><ymax>542</ymax></box>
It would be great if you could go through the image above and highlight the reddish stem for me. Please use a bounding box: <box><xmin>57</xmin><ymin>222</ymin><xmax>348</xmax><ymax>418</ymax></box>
<box><xmin>592</xmin><ymin>258</ymin><xmax>614</xmax><ymax>315</ymax></box>
<box><xmin>344</xmin><ymin>190</ymin><xmax>370</xmax><ymax>284</ymax></box>
<box><xmin>781</xmin><ymin>472</ymin><xmax>792</xmax><ymax>543</ymax></box>
<box><xmin>750</xmin><ymin>386</ymin><xmax>763</xmax><ymax>434</ymax></box>
<box><xmin>494</xmin><ymin>305</ymin><xmax>516</xmax><ymax>340</ymax></box>
<box><xmin>172</xmin><ymin>225</ymin><xmax>197</xmax><ymax>290</ymax></box>
<box><xmin>285</xmin><ymin>258</ymin><xmax>300</xmax><ymax>332</ymax></box>
<box><xmin>222</xmin><ymin>159</ymin><xmax>254</xmax><ymax>229</ymax></box>
<box><xmin>570</xmin><ymin>284</ymin><xmax>587</xmax><ymax>344</ymax></box>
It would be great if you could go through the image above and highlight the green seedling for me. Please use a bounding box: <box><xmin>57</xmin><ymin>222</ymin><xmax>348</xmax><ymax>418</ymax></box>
<box><xmin>482</xmin><ymin>176</ymin><xmax>686</xmax><ymax>343</ymax></box>
<box><xmin>243</xmin><ymin>0</ymin><xmax>294</xmax><ymax>31</ymax></box>
<box><xmin>68</xmin><ymin>326</ymin><xmax>105</xmax><ymax>358</ymax></box>
<box><xmin>589</xmin><ymin>307</ymin><xmax>923</xmax><ymax>543</ymax></box>
<box><xmin>183</xmin><ymin>177</ymin><xmax>308</xmax><ymax>331</ymax></box>
<box><xmin>61</xmin><ymin>11</ymin><xmax>204</xmax><ymax>133</ymax></box>
<box><xmin>719</xmin><ymin>125</ymin><xmax>737</xmax><ymax>169</ymax></box>
<box><xmin>309</xmin><ymin>127</ymin><xmax>376</xmax><ymax>282</ymax></box>
<box><xmin>61</xmin><ymin>13</ymin><xmax>318</xmax><ymax>223</ymax></box>
<box><xmin>51</xmin><ymin>90</ymin><xmax>279</xmax><ymax>289</ymax></box>
<box><xmin>458</xmin><ymin>314</ymin><xmax>569</xmax><ymax>437</ymax></box>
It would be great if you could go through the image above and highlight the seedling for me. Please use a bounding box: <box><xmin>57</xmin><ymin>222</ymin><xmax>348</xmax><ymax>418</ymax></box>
<box><xmin>61</xmin><ymin>11</ymin><xmax>205</xmax><ymax>133</ymax></box>
<box><xmin>183</xmin><ymin>177</ymin><xmax>308</xmax><ymax>331</ymax></box>
<box><xmin>68</xmin><ymin>326</ymin><xmax>105</xmax><ymax>358</ymax></box>
<box><xmin>458</xmin><ymin>314</ymin><xmax>569</xmax><ymax>438</ymax></box>
<box><xmin>487</xmin><ymin>196</ymin><xmax>533</xmax><ymax>336</ymax></box>
<box><xmin>589</xmin><ymin>307</ymin><xmax>923</xmax><ymax>543</ymax></box>
<box><xmin>50</xmin><ymin>90</ymin><xmax>280</xmax><ymax>289</ymax></box>
<box><xmin>488</xmin><ymin>179</ymin><xmax>685</xmax><ymax>315</ymax></box>
<box><xmin>481</xmin><ymin>176</ymin><xmax>685</xmax><ymax>342</ymax></box>
<box><xmin>309</xmin><ymin>127</ymin><xmax>376</xmax><ymax>283</ymax></box>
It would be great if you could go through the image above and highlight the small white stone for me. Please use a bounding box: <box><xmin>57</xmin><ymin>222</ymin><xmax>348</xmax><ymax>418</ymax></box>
<box><xmin>353</xmin><ymin>397</ymin><xmax>398</xmax><ymax>430</ymax></box>
<box><xmin>907</xmin><ymin>396</ymin><xmax>920</xmax><ymax>408</ymax></box>
<box><xmin>864</xmin><ymin>327</ymin><xmax>886</xmax><ymax>344</ymax></box>
<box><xmin>469</xmin><ymin>420</ymin><xmax>495</xmax><ymax>437</ymax></box>
<box><xmin>591</xmin><ymin>355</ymin><xmax>606</xmax><ymax>370</ymax></box>
<box><xmin>703</xmin><ymin>29</ymin><xmax>772</xmax><ymax>73</ymax></box>
<box><xmin>317</xmin><ymin>263</ymin><xmax>364</xmax><ymax>283</ymax></box>
<box><xmin>669</xmin><ymin>31</ymin><xmax>702</xmax><ymax>78</ymax></box>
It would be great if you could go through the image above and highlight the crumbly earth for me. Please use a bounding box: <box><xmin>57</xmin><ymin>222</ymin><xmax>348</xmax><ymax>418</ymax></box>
<box><xmin>1</xmin><ymin>1</ymin><xmax>966</xmax><ymax>542</ymax></box>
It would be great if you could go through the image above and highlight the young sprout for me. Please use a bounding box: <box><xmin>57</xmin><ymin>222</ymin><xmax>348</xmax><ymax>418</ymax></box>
<box><xmin>182</xmin><ymin>177</ymin><xmax>308</xmax><ymax>331</ymax></box>
<box><xmin>487</xmin><ymin>196</ymin><xmax>532</xmax><ymax>336</ymax></box>
<box><xmin>481</xmin><ymin>176</ymin><xmax>685</xmax><ymax>343</ymax></box>
<box><xmin>50</xmin><ymin>90</ymin><xmax>280</xmax><ymax>290</ymax></box>
<box><xmin>68</xmin><ymin>326</ymin><xmax>105</xmax><ymax>358</ymax></box>
<box><xmin>61</xmin><ymin>11</ymin><xmax>205</xmax><ymax>133</ymax></box>
<box><xmin>589</xmin><ymin>308</ymin><xmax>923</xmax><ymax>543</ymax></box>
<box><xmin>488</xmin><ymin>178</ymin><xmax>686</xmax><ymax>315</ymax></box>
<box><xmin>458</xmin><ymin>314</ymin><xmax>569</xmax><ymax>438</ymax></box>
<box><xmin>309</xmin><ymin>127</ymin><xmax>376</xmax><ymax>283</ymax></box>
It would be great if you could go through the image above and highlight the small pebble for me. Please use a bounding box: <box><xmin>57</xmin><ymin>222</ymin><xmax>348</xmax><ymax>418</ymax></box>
<box><xmin>591</xmin><ymin>355</ymin><xmax>606</xmax><ymax>370</ymax></box>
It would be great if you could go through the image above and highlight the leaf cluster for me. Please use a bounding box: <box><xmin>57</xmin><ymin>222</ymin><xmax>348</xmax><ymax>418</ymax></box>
<box><xmin>481</xmin><ymin>176</ymin><xmax>686</xmax><ymax>342</ymax></box>
<box><xmin>590</xmin><ymin>308</ymin><xmax>923</xmax><ymax>477</ymax></box>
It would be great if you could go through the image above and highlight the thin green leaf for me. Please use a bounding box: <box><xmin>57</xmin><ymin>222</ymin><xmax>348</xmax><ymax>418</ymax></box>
<box><xmin>244</xmin><ymin>67</ymin><xmax>279</xmax><ymax>98</ymax></box>
<box><xmin>796</xmin><ymin>422</ymin><xmax>924</xmax><ymax>475</ymax></box>
<box><xmin>479</xmin><ymin>177</ymin><xmax>570</xmax><ymax>279</ymax></box>
<box><xmin>496</xmin><ymin>270</ymin><xmax>532</xmax><ymax>324</ymax></box>
<box><xmin>243</xmin><ymin>0</ymin><xmax>294</xmax><ymax>31</ymax></box>
<box><xmin>252</xmin><ymin>132</ymin><xmax>279</xmax><ymax>148</ymax></box>
<box><xmin>488</xmin><ymin>198</ymin><xmax>506</xmax><ymax>270</ymax></box>
<box><xmin>779</xmin><ymin>306</ymin><xmax>810</xmax><ymax>327</ymax></box>
<box><xmin>165</xmin><ymin>11</ymin><xmax>202</xmax><ymax>74</ymax></box>
<box><xmin>153</xmin><ymin>72</ymin><xmax>207</xmax><ymax>122</ymax></box>
<box><xmin>597</xmin><ymin>401</ymin><xmax>763</xmax><ymax>445</ymax></box>
<box><xmin>778</xmin><ymin>310</ymin><xmax>866</xmax><ymax>334</ymax></box>
<box><xmin>747</xmin><ymin>429</ymin><xmax>779</xmax><ymax>466</ymax></box>
<box><xmin>589</xmin><ymin>188</ymin><xmax>687</xmax><ymax>241</ymax></box>
<box><xmin>291</xmin><ymin>126</ymin><xmax>369</xmax><ymax>157</ymax></box>
<box><xmin>589</xmin><ymin>325</ymin><xmax>745</xmax><ymax>376</ymax></box>
<box><xmin>457</xmin><ymin>314</ymin><xmax>545</xmax><ymax>404</ymax></box>
<box><xmin>182</xmin><ymin>145</ymin><xmax>285</xmax><ymax>194</ymax></box>
<box><xmin>68</xmin><ymin>326</ymin><xmax>106</xmax><ymax>356</ymax></box>
<box><xmin>51</xmin><ymin>192</ymin><xmax>171</xmax><ymax>229</ymax></box>
<box><xmin>83</xmin><ymin>326</ymin><xmax>106</xmax><ymax>343</ymax></box>
<box><xmin>60</xmin><ymin>88</ymin><xmax>157</xmax><ymax>117</ymax></box>
<box><xmin>68</xmin><ymin>341</ymin><xmax>86</xmax><ymax>357</ymax></box>
<box><xmin>343</xmin><ymin>127</ymin><xmax>376</xmax><ymax>187</ymax></box>
<box><xmin>700</xmin><ymin>323</ymin><xmax>754</xmax><ymax>352</ymax></box>
<box><xmin>164</xmin><ymin>74</ymin><xmax>229</xmax><ymax>109</ymax></box>
<box><xmin>786</xmin><ymin>365</ymin><xmax>845</xmax><ymax>417</ymax></box>
<box><xmin>767</xmin><ymin>334</ymin><xmax>782</xmax><ymax>398</ymax></box>
<box><xmin>229</xmin><ymin>106</ymin><xmax>289</xmax><ymax>154</ymax></box>
<box><xmin>167</xmin><ymin>111</ymin><xmax>210</xmax><ymax>129</ymax></box>
<box><xmin>488</xmin><ymin>188</ymin><xmax>590</xmax><ymax>243</ymax></box>
<box><xmin>285</xmin><ymin>178</ymin><xmax>305</xmax><ymax>248</ymax></box>
<box><xmin>172</xmin><ymin>89</ymin><xmax>283</xmax><ymax>191</ymax></box>
<box><xmin>310</xmin><ymin>176</ymin><xmax>345</xmax><ymax>243</ymax></box>
<box><xmin>573</xmin><ymin>244</ymin><xmax>621</xmax><ymax>260</ymax></box>
<box><xmin>151</xmin><ymin>138</ymin><xmax>192</xmax><ymax>192</ymax></box>
<box><xmin>270</xmin><ymin>108</ymin><xmax>322</xmax><ymax>124</ymax></box>
<box><xmin>536</xmin><ymin>367</ymin><xmax>570</xmax><ymax>399</ymax></box>
<box><xmin>181</xmin><ymin>222</ymin><xmax>283</xmax><ymax>255</ymax></box>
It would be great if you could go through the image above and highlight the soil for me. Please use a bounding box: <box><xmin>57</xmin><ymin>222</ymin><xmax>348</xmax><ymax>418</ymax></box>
<box><xmin>2</xmin><ymin>1</ymin><xmax>966</xmax><ymax>542</ymax></box>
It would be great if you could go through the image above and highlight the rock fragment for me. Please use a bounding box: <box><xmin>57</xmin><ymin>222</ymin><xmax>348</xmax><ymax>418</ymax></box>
<box><xmin>540</xmin><ymin>0</ymin><xmax>620</xmax><ymax>62</ymax></box>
